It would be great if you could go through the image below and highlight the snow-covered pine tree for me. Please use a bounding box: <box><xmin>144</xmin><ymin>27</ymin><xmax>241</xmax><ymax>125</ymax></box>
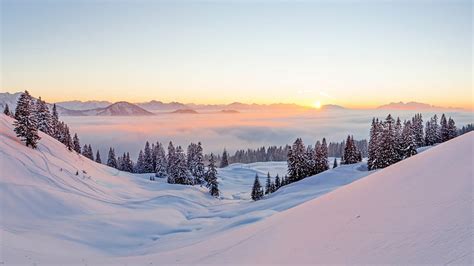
<box><xmin>333</xmin><ymin>157</ymin><xmax>338</xmax><ymax>168</ymax></box>
<box><xmin>167</xmin><ymin>141</ymin><xmax>176</xmax><ymax>180</ymax></box>
<box><xmin>107</xmin><ymin>147</ymin><xmax>117</xmax><ymax>168</ymax></box>
<box><xmin>13</xmin><ymin>91</ymin><xmax>41</xmax><ymax>148</ymax></box>
<box><xmin>447</xmin><ymin>117</ymin><xmax>457</xmax><ymax>140</ymax></box>
<box><xmin>265</xmin><ymin>172</ymin><xmax>272</xmax><ymax>195</ymax></box>
<box><xmin>367</xmin><ymin>118</ymin><xmax>379</xmax><ymax>170</ymax></box>
<box><xmin>63</xmin><ymin>125</ymin><xmax>73</xmax><ymax>151</ymax></box>
<box><xmin>73</xmin><ymin>134</ymin><xmax>81</xmax><ymax>153</ymax></box>
<box><xmin>3</xmin><ymin>104</ymin><xmax>11</xmax><ymax>116</ymax></box>
<box><xmin>394</xmin><ymin>117</ymin><xmax>403</xmax><ymax>162</ymax></box>
<box><xmin>440</xmin><ymin>114</ymin><xmax>449</xmax><ymax>142</ymax></box>
<box><xmin>220</xmin><ymin>149</ymin><xmax>229</xmax><ymax>168</ymax></box>
<box><xmin>194</xmin><ymin>142</ymin><xmax>205</xmax><ymax>185</ymax></box>
<box><xmin>151</xmin><ymin>143</ymin><xmax>158</xmax><ymax>171</ymax></box>
<box><xmin>88</xmin><ymin>145</ymin><xmax>94</xmax><ymax>161</ymax></box>
<box><xmin>342</xmin><ymin>135</ymin><xmax>360</xmax><ymax>164</ymax></box>
<box><xmin>82</xmin><ymin>144</ymin><xmax>89</xmax><ymax>157</ymax></box>
<box><xmin>143</xmin><ymin>141</ymin><xmax>154</xmax><ymax>173</ymax></box>
<box><xmin>377</xmin><ymin>114</ymin><xmax>398</xmax><ymax>168</ymax></box>
<box><xmin>287</xmin><ymin>138</ymin><xmax>307</xmax><ymax>183</ymax></box>
<box><xmin>411</xmin><ymin>113</ymin><xmax>424</xmax><ymax>147</ymax></box>
<box><xmin>314</xmin><ymin>138</ymin><xmax>329</xmax><ymax>174</ymax></box>
<box><xmin>173</xmin><ymin>146</ymin><xmax>192</xmax><ymax>185</ymax></box>
<box><xmin>35</xmin><ymin>97</ymin><xmax>52</xmax><ymax>135</ymax></box>
<box><xmin>155</xmin><ymin>142</ymin><xmax>167</xmax><ymax>178</ymax></box>
<box><xmin>95</xmin><ymin>150</ymin><xmax>102</xmax><ymax>164</ymax></box>
<box><xmin>401</xmin><ymin>120</ymin><xmax>417</xmax><ymax>159</ymax></box>
<box><xmin>135</xmin><ymin>150</ymin><xmax>145</xmax><ymax>173</ymax></box>
<box><xmin>206</xmin><ymin>153</ymin><xmax>219</xmax><ymax>197</ymax></box>
<box><xmin>274</xmin><ymin>174</ymin><xmax>281</xmax><ymax>189</ymax></box>
<box><xmin>51</xmin><ymin>104</ymin><xmax>60</xmax><ymax>140</ymax></box>
<box><xmin>251</xmin><ymin>174</ymin><xmax>263</xmax><ymax>201</ymax></box>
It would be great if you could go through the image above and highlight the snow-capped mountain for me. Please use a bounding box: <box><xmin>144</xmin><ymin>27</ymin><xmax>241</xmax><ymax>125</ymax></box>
<box><xmin>84</xmin><ymin>101</ymin><xmax>154</xmax><ymax>116</ymax></box>
<box><xmin>56</xmin><ymin>100</ymin><xmax>112</xmax><ymax>110</ymax></box>
<box><xmin>136</xmin><ymin>100</ymin><xmax>188</xmax><ymax>111</ymax></box>
<box><xmin>377</xmin><ymin>101</ymin><xmax>464</xmax><ymax>111</ymax></box>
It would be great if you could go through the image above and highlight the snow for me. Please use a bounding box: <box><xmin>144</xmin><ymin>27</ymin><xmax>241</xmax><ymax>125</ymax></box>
<box><xmin>0</xmin><ymin>113</ymin><xmax>370</xmax><ymax>264</ymax></box>
<box><xmin>1</xmin><ymin>113</ymin><xmax>472</xmax><ymax>264</ymax></box>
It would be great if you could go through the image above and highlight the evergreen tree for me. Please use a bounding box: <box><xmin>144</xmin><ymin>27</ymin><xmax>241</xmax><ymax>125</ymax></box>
<box><xmin>35</xmin><ymin>97</ymin><xmax>52</xmax><ymax>135</ymax></box>
<box><xmin>377</xmin><ymin>114</ymin><xmax>398</xmax><ymax>168</ymax></box>
<box><xmin>333</xmin><ymin>157</ymin><xmax>338</xmax><ymax>168</ymax></box>
<box><xmin>251</xmin><ymin>174</ymin><xmax>263</xmax><ymax>201</ymax></box>
<box><xmin>172</xmin><ymin>146</ymin><xmax>192</xmax><ymax>185</ymax></box>
<box><xmin>440</xmin><ymin>114</ymin><xmax>449</xmax><ymax>142</ymax></box>
<box><xmin>394</xmin><ymin>117</ymin><xmax>403</xmax><ymax>162</ymax></box>
<box><xmin>401</xmin><ymin>120</ymin><xmax>417</xmax><ymax>159</ymax></box>
<box><xmin>314</xmin><ymin>138</ymin><xmax>329</xmax><ymax>174</ymax></box>
<box><xmin>342</xmin><ymin>135</ymin><xmax>360</xmax><ymax>165</ymax></box>
<box><xmin>447</xmin><ymin>117</ymin><xmax>457</xmax><ymax>140</ymax></box>
<box><xmin>73</xmin><ymin>133</ymin><xmax>81</xmax><ymax>153</ymax></box>
<box><xmin>220</xmin><ymin>149</ymin><xmax>229</xmax><ymax>168</ymax></box>
<box><xmin>367</xmin><ymin>118</ymin><xmax>380</xmax><ymax>170</ymax></box>
<box><xmin>167</xmin><ymin>141</ymin><xmax>176</xmax><ymax>179</ymax></box>
<box><xmin>411</xmin><ymin>113</ymin><xmax>424</xmax><ymax>147</ymax></box>
<box><xmin>13</xmin><ymin>91</ymin><xmax>41</xmax><ymax>148</ymax></box>
<box><xmin>107</xmin><ymin>147</ymin><xmax>117</xmax><ymax>168</ymax></box>
<box><xmin>50</xmin><ymin>104</ymin><xmax>60</xmax><ymax>140</ymax></box>
<box><xmin>61</xmin><ymin>124</ymin><xmax>73</xmax><ymax>151</ymax></box>
<box><xmin>3</xmin><ymin>104</ymin><xmax>11</xmax><ymax>116</ymax></box>
<box><xmin>274</xmin><ymin>174</ymin><xmax>281</xmax><ymax>189</ymax></box>
<box><xmin>206</xmin><ymin>153</ymin><xmax>219</xmax><ymax>197</ymax></box>
<box><xmin>155</xmin><ymin>142</ymin><xmax>167</xmax><ymax>178</ymax></box>
<box><xmin>88</xmin><ymin>144</ymin><xmax>94</xmax><ymax>161</ymax></box>
<box><xmin>143</xmin><ymin>141</ymin><xmax>153</xmax><ymax>173</ymax></box>
<box><xmin>95</xmin><ymin>150</ymin><xmax>102</xmax><ymax>164</ymax></box>
<box><xmin>193</xmin><ymin>142</ymin><xmax>205</xmax><ymax>185</ymax></box>
<box><xmin>135</xmin><ymin>150</ymin><xmax>145</xmax><ymax>173</ymax></box>
<box><xmin>287</xmin><ymin>138</ymin><xmax>307</xmax><ymax>183</ymax></box>
<box><xmin>265</xmin><ymin>172</ymin><xmax>272</xmax><ymax>195</ymax></box>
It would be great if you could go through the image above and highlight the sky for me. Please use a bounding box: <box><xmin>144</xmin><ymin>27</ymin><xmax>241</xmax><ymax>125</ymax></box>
<box><xmin>1</xmin><ymin>0</ymin><xmax>472</xmax><ymax>109</ymax></box>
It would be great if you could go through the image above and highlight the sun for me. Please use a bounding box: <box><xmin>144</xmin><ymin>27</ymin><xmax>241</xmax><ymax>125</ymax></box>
<box><xmin>313</xmin><ymin>101</ymin><xmax>321</xmax><ymax>109</ymax></box>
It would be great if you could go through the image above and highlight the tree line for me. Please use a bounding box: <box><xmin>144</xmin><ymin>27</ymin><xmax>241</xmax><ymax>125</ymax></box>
<box><xmin>368</xmin><ymin>113</ymin><xmax>458</xmax><ymax>170</ymax></box>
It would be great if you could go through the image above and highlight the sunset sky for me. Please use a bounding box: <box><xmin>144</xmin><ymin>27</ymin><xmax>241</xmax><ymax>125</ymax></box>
<box><xmin>2</xmin><ymin>0</ymin><xmax>472</xmax><ymax>109</ymax></box>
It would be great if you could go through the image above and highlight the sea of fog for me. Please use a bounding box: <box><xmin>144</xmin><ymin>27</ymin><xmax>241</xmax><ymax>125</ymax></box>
<box><xmin>62</xmin><ymin>109</ymin><xmax>473</xmax><ymax>159</ymax></box>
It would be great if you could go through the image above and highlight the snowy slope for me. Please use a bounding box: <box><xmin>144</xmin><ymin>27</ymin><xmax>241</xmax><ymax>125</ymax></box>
<box><xmin>0</xmin><ymin>113</ymin><xmax>371</xmax><ymax>264</ymax></box>
<box><xmin>129</xmin><ymin>132</ymin><xmax>472</xmax><ymax>264</ymax></box>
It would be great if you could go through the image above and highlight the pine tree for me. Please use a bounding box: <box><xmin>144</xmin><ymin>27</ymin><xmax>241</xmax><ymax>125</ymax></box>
<box><xmin>411</xmin><ymin>114</ymin><xmax>424</xmax><ymax>147</ymax></box>
<box><xmin>35</xmin><ymin>97</ymin><xmax>52</xmax><ymax>135</ymax></box>
<box><xmin>73</xmin><ymin>134</ymin><xmax>81</xmax><ymax>153</ymax></box>
<box><xmin>107</xmin><ymin>147</ymin><xmax>117</xmax><ymax>168</ymax></box>
<box><xmin>440</xmin><ymin>114</ymin><xmax>449</xmax><ymax>142</ymax></box>
<box><xmin>142</xmin><ymin>141</ymin><xmax>153</xmax><ymax>173</ymax></box>
<box><xmin>377</xmin><ymin>114</ymin><xmax>398</xmax><ymax>168</ymax></box>
<box><xmin>155</xmin><ymin>142</ymin><xmax>168</xmax><ymax>178</ymax></box>
<box><xmin>274</xmin><ymin>174</ymin><xmax>281</xmax><ymax>189</ymax></box>
<box><xmin>367</xmin><ymin>118</ymin><xmax>380</xmax><ymax>170</ymax></box>
<box><xmin>220</xmin><ymin>149</ymin><xmax>229</xmax><ymax>168</ymax></box>
<box><xmin>342</xmin><ymin>135</ymin><xmax>360</xmax><ymax>165</ymax></box>
<box><xmin>206</xmin><ymin>153</ymin><xmax>219</xmax><ymax>197</ymax></box>
<box><xmin>314</xmin><ymin>138</ymin><xmax>329</xmax><ymax>174</ymax></box>
<box><xmin>13</xmin><ymin>91</ymin><xmax>41</xmax><ymax>148</ymax></box>
<box><xmin>3</xmin><ymin>104</ymin><xmax>11</xmax><ymax>116</ymax></box>
<box><xmin>401</xmin><ymin>120</ymin><xmax>417</xmax><ymax>159</ymax></box>
<box><xmin>95</xmin><ymin>150</ymin><xmax>102</xmax><ymax>164</ymax></box>
<box><xmin>287</xmin><ymin>138</ymin><xmax>307</xmax><ymax>183</ymax></box>
<box><xmin>62</xmin><ymin>124</ymin><xmax>73</xmax><ymax>151</ymax></box>
<box><xmin>172</xmin><ymin>146</ymin><xmax>191</xmax><ymax>185</ymax></box>
<box><xmin>447</xmin><ymin>117</ymin><xmax>457</xmax><ymax>140</ymax></box>
<box><xmin>251</xmin><ymin>174</ymin><xmax>263</xmax><ymax>201</ymax></box>
<box><xmin>193</xmin><ymin>142</ymin><xmax>205</xmax><ymax>185</ymax></box>
<box><xmin>265</xmin><ymin>172</ymin><xmax>272</xmax><ymax>195</ymax></box>
<box><xmin>135</xmin><ymin>150</ymin><xmax>145</xmax><ymax>173</ymax></box>
<box><xmin>333</xmin><ymin>157</ymin><xmax>338</xmax><ymax>168</ymax></box>
<box><xmin>394</xmin><ymin>117</ymin><xmax>403</xmax><ymax>162</ymax></box>
<box><xmin>51</xmin><ymin>104</ymin><xmax>60</xmax><ymax>140</ymax></box>
<box><xmin>88</xmin><ymin>144</ymin><xmax>94</xmax><ymax>161</ymax></box>
<box><xmin>166</xmin><ymin>142</ymin><xmax>177</xmax><ymax>183</ymax></box>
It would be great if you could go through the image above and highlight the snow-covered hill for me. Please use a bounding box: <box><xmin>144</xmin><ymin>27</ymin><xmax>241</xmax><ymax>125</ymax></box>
<box><xmin>1</xmin><ymin>112</ymin><xmax>471</xmax><ymax>264</ymax></box>
<box><xmin>0</xmin><ymin>113</ymin><xmax>370</xmax><ymax>264</ymax></box>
